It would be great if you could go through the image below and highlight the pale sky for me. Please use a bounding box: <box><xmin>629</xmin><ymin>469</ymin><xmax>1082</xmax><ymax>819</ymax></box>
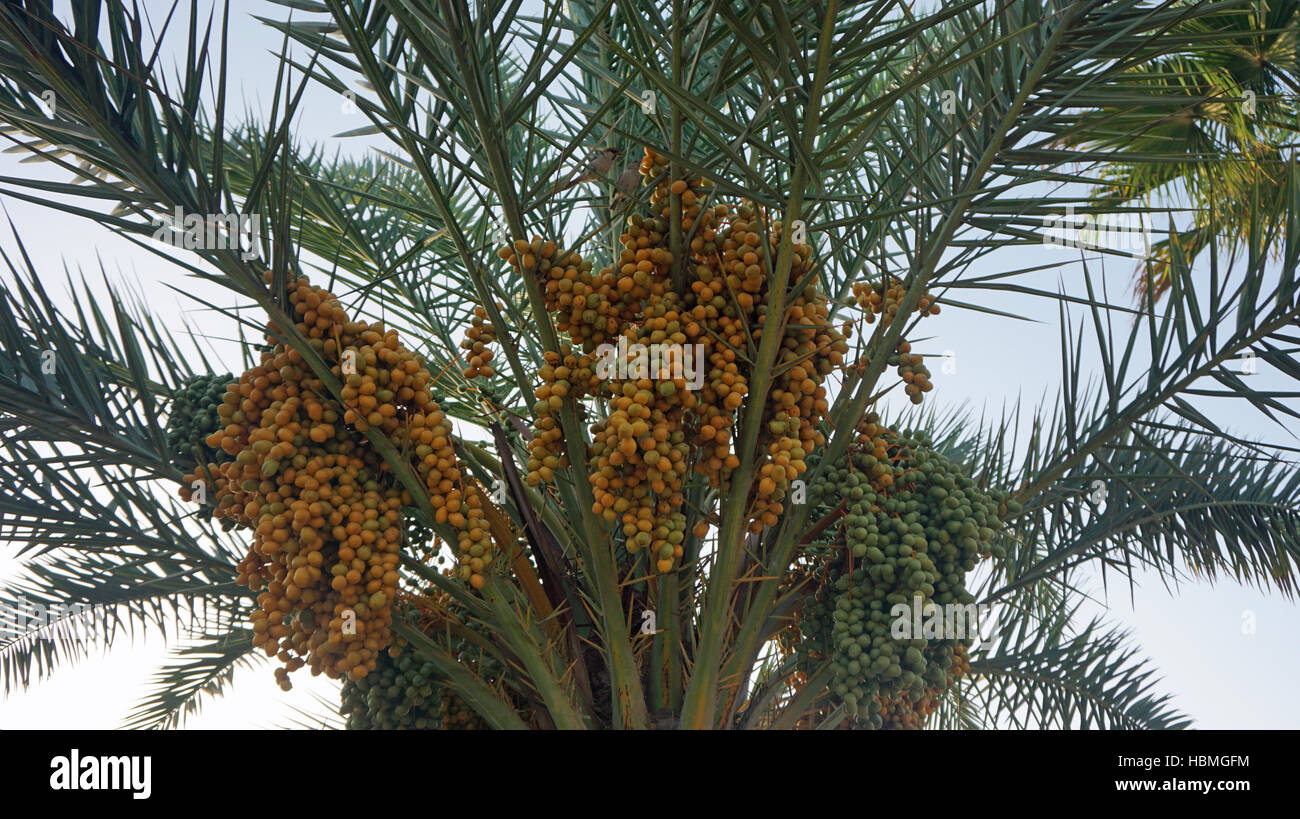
<box><xmin>0</xmin><ymin>0</ymin><xmax>1296</xmax><ymax>730</ymax></box>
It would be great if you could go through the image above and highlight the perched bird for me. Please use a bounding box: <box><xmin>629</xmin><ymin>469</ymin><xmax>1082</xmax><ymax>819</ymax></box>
<box><xmin>578</xmin><ymin>145</ymin><xmax>623</xmax><ymax>182</ymax></box>
<box><xmin>550</xmin><ymin>146</ymin><xmax>623</xmax><ymax>194</ymax></box>
<box><xmin>607</xmin><ymin>159</ymin><xmax>645</xmax><ymax>217</ymax></box>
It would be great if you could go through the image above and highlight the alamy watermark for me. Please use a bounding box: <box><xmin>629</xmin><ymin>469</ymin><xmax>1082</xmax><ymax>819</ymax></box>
<box><xmin>150</xmin><ymin>206</ymin><xmax>261</xmax><ymax>260</ymax></box>
<box><xmin>1044</xmin><ymin>205</ymin><xmax>1152</xmax><ymax>258</ymax></box>
<box><xmin>0</xmin><ymin>596</ymin><xmax>233</xmax><ymax>643</ymax></box>
<box><xmin>890</xmin><ymin>594</ymin><xmax>1002</xmax><ymax>642</ymax></box>
<box><xmin>0</xmin><ymin>597</ymin><xmax>112</xmax><ymax>642</ymax></box>
<box><xmin>594</xmin><ymin>337</ymin><xmax>705</xmax><ymax>391</ymax></box>
<box><xmin>50</xmin><ymin>749</ymin><xmax>151</xmax><ymax>799</ymax></box>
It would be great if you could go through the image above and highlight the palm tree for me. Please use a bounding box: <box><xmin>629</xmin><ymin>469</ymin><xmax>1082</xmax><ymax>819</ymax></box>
<box><xmin>0</xmin><ymin>0</ymin><xmax>1296</xmax><ymax>730</ymax></box>
<box><xmin>1062</xmin><ymin>0</ymin><xmax>1300</xmax><ymax>299</ymax></box>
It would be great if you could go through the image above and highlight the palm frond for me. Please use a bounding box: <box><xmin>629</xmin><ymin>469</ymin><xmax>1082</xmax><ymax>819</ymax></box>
<box><xmin>122</xmin><ymin>626</ymin><xmax>263</xmax><ymax>730</ymax></box>
<box><xmin>955</xmin><ymin>609</ymin><xmax>1192</xmax><ymax>730</ymax></box>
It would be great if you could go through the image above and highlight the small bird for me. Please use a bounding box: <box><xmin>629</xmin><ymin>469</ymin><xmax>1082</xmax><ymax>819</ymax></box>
<box><xmin>607</xmin><ymin>159</ymin><xmax>645</xmax><ymax>216</ymax></box>
<box><xmin>550</xmin><ymin>146</ymin><xmax>623</xmax><ymax>195</ymax></box>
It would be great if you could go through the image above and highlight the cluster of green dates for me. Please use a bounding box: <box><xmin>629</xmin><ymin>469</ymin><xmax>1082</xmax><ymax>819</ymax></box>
<box><xmin>340</xmin><ymin>600</ymin><xmax>505</xmax><ymax>730</ymax></box>
<box><xmin>402</xmin><ymin>510</ymin><xmax>436</xmax><ymax>555</ymax></box>
<box><xmin>339</xmin><ymin>649</ymin><xmax>443</xmax><ymax>729</ymax></box>
<box><xmin>166</xmin><ymin>373</ymin><xmax>241</xmax><ymax>530</ymax></box>
<box><xmin>164</xmin><ymin>373</ymin><xmax>235</xmax><ymax>466</ymax></box>
<box><xmin>799</xmin><ymin>421</ymin><xmax>1020</xmax><ymax>728</ymax></box>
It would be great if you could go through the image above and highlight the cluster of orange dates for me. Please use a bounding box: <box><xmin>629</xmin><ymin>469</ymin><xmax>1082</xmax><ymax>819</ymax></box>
<box><xmin>179</xmin><ymin>273</ymin><xmax>491</xmax><ymax>686</ymax></box>
<box><xmin>483</xmin><ymin>148</ymin><xmax>848</xmax><ymax>573</ymax></box>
